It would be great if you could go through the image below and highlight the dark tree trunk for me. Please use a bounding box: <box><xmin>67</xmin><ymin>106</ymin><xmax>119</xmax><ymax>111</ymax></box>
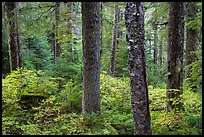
<box><xmin>15</xmin><ymin>2</ymin><xmax>22</xmax><ymax>68</ymax></box>
<box><xmin>153</xmin><ymin>24</ymin><xmax>157</xmax><ymax>66</ymax></box>
<box><xmin>109</xmin><ymin>4</ymin><xmax>120</xmax><ymax>77</ymax></box>
<box><xmin>82</xmin><ymin>2</ymin><xmax>101</xmax><ymax>113</ymax></box>
<box><xmin>179</xmin><ymin>2</ymin><xmax>185</xmax><ymax>91</ymax></box>
<box><xmin>185</xmin><ymin>2</ymin><xmax>198</xmax><ymax>92</ymax></box>
<box><xmin>166</xmin><ymin>2</ymin><xmax>184</xmax><ymax>112</ymax></box>
<box><xmin>5</xmin><ymin>2</ymin><xmax>22</xmax><ymax>72</ymax></box>
<box><xmin>55</xmin><ymin>2</ymin><xmax>60</xmax><ymax>58</ymax></box>
<box><xmin>125</xmin><ymin>2</ymin><xmax>151</xmax><ymax>135</ymax></box>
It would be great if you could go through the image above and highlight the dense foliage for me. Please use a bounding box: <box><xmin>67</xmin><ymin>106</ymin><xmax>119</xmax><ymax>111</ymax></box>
<box><xmin>2</xmin><ymin>70</ymin><xmax>202</xmax><ymax>135</ymax></box>
<box><xmin>2</xmin><ymin>2</ymin><xmax>202</xmax><ymax>135</ymax></box>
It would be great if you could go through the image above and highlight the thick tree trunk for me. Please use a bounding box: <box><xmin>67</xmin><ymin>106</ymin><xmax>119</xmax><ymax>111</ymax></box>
<box><xmin>166</xmin><ymin>2</ymin><xmax>184</xmax><ymax>112</ymax></box>
<box><xmin>82</xmin><ymin>2</ymin><xmax>101</xmax><ymax>113</ymax></box>
<box><xmin>125</xmin><ymin>2</ymin><xmax>151</xmax><ymax>135</ymax></box>
<box><xmin>5</xmin><ymin>2</ymin><xmax>22</xmax><ymax>72</ymax></box>
<box><xmin>179</xmin><ymin>3</ymin><xmax>185</xmax><ymax>91</ymax></box>
<box><xmin>109</xmin><ymin>4</ymin><xmax>120</xmax><ymax>77</ymax></box>
<box><xmin>185</xmin><ymin>2</ymin><xmax>198</xmax><ymax>92</ymax></box>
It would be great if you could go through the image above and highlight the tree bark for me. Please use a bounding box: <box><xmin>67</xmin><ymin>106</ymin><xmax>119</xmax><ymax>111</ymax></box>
<box><xmin>179</xmin><ymin>2</ymin><xmax>185</xmax><ymax>91</ymax></box>
<box><xmin>125</xmin><ymin>2</ymin><xmax>151</xmax><ymax>135</ymax></box>
<box><xmin>166</xmin><ymin>2</ymin><xmax>184</xmax><ymax>112</ymax></box>
<box><xmin>5</xmin><ymin>2</ymin><xmax>22</xmax><ymax>72</ymax></box>
<box><xmin>82</xmin><ymin>2</ymin><xmax>101</xmax><ymax>113</ymax></box>
<box><xmin>153</xmin><ymin>24</ymin><xmax>157</xmax><ymax>66</ymax></box>
<box><xmin>66</xmin><ymin>2</ymin><xmax>73</xmax><ymax>62</ymax></box>
<box><xmin>185</xmin><ymin>2</ymin><xmax>198</xmax><ymax>92</ymax></box>
<box><xmin>109</xmin><ymin>4</ymin><xmax>120</xmax><ymax>77</ymax></box>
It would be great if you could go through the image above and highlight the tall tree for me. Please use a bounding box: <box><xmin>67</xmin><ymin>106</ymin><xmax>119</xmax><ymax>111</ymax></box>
<box><xmin>185</xmin><ymin>2</ymin><xmax>198</xmax><ymax>92</ymax></box>
<box><xmin>4</xmin><ymin>2</ymin><xmax>22</xmax><ymax>72</ymax></box>
<box><xmin>153</xmin><ymin>23</ymin><xmax>158</xmax><ymax>66</ymax></box>
<box><xmin>179</xmin><ymin>2</ymin><xmax>185</xmax><ymax>91</ymax></box>
<box><xmin>166</xmin><ymin>2</ymin><xmax>184</xmax><ymax>112</ymax></box>
<box><xmin>66</xmin><ymin>2</ymin><xmax>73</xmax><ymax>62</ymax></box>
<box><xmin>55</xmin><ymin>2</ymin><xmax>60</xmax><ymax>58</ymax></box>
<box><xmin>52</xmin><ymin>2</ymin><xmax>60</xmax><ymax>64</ymax></box>
<box><xmin>81</xmin><ymin>2</ymin><xmax>101</xmax><ymax>113</ymax></box>
<box><xmin>125</xmin><ymin>2</ymin><xmax>151</xmax><ymax>135</ymax></box>
<box><xmin>109</xmin><ymin>4</ymin><xmax>120</xmax><ymax>77</ymax></box>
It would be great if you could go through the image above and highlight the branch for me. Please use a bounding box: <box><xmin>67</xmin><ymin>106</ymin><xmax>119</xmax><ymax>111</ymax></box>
<box><xmin>34</xmin><ymin>5</ymin><xmax>55</xmax><ymax>21</ymax></box>
<box><xmin>155</xmin><ymin>21</ymin><xmax>168</xmax><ymax>26</ymax></box>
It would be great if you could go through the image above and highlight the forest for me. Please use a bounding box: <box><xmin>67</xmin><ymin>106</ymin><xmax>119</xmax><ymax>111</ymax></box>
<box><xmin>2</xmin><ymin>2</ymin><xmax>202</xmax><ymax>135</ymax></box>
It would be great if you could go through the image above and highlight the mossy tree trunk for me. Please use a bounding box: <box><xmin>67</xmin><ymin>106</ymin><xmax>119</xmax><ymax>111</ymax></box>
<box><xmin>82</xmin><ymin>2</ymin><xmax>101</xmax><ymax>113</ymax></box>
<box><xmin>166</xmin><ymin>2</ymin><xmax>184</xmax><ymax>112</ymax></box>
<box><xmin>125</xmin><ymin>2</ymin><xmax>151</xmax><ymax>135</ymax></box>
<box><xmin>185</xmin><ymin>2</ymin><xmax>198</xmax><ymax>92</ymax></box>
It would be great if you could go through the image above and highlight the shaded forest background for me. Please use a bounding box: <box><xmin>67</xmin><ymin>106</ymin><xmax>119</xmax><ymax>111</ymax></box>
<box><xmin>2</xmin><ymin>2</ymin><xmax>202</xmax><ymax>135</ymax></box>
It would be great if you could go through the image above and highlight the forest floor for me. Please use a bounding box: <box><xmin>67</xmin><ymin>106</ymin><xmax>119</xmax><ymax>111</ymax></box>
<box><xmin>2</xmin><ymin>69</ymin><xmax>202</xmax><ymax>135</ymax></box>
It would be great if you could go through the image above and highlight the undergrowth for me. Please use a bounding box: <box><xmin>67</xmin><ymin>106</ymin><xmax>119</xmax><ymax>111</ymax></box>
<box><xmin>2</xmin><ymin>69</ymin><xmax>202</xmax><ymax>135</ymax></box>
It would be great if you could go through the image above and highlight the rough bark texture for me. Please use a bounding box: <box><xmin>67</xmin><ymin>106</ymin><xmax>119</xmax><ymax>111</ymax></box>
<box><xmin>5</xmin><ymin>2</ymin><xmax>22</xmax><ymax>72</ymax></box>
<box><xmin>179</xmin><ymin>3</ymin><xmax>185</xmax><ymax>91</ymax></box>
<box><xmin>82</xmin><ymin>2</ymin><xmax>101</xmax><ymax>113</ymax></box>
<box><xmin>100</xmin><ymin>2</ymin><xmax>103</xmax><ymax>60</ymax></box>
<box><xmin>185</xmin><ymin>2</ymin><xmax>198</xmax><ymax>92</ymax></box>
<box><xmin>109</xmin><ymin>4</ymin><xmax>120</xmax><ymax>77</ymax></box>
<box><xmin>125</xmin><ymin>2</ymin><xmax>151</xmax><ymax>135</ymax></box>
<box><xmin>166</xmin><ymin>2</ymin><xmax>184</xmax><ymax>112</ymax></box>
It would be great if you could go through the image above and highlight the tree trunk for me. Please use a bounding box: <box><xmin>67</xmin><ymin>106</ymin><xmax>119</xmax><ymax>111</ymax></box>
<box><xmin>100</xmin><ymin>2</ymin><xmax>103</xmax><ymax>59</ymax></box>
<box><xmin>179</xmin><ymin>2</ymin><xmax>185</xmax><ymax>91</ymax></box>
<box><xmin>125</xmin><ymin>2</ymin><xmax>151</xmax><ymax>135</ymax></box>
<box><xmin>166</xmin><ymin>2</ymin><xmax>184</xmax><ymax>112</ymax></box>
<box><xmin>153</xmin><ymin>24</ymin><xmax>157</xmax><ymax>66</ymax></box>
<box><xmin>185</xmin><ymin>2</ymin><xmax>198</xmax><ymax>92</ymax></box>
<box><xmin>5</xmin><ymin>2</ymin><xmax>22</xmax><ymax>72</ymax></box>
<box><xmin>82</xmin><ymin>2</ymin><xmax>101</xmax><ymax>113</ymax></box>
<box><xmin>159</xmin><ymin>36</ymin><xmax>163</xmax><ymax>67</ymax></box>
<box><xmin>55</xmin><ymin>2</ymin><xmax>60</xmax><ymax>58</ymax></box>
<box><xmin>109</xmin><ymin>4</ymin><xmax>120</xmax><ymax>77</ymax></box>
<box><xmin>66</xmin><ymin>2</ymin><xmax>73</xmax><ymax>62</ymax></box>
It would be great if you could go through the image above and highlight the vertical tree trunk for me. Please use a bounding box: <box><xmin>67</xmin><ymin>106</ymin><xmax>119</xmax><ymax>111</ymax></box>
<box><xmin>159</xmin><ymin>36</ymin><xmax>163</xmax><ymax>67</ymax></box>
<box><xmin>166</xmin><ymin>2</ymin><xmax>184</xmax><ymax>112</ymax></box>
<box><xmin>100</xmin><ymin>2</ymin><xmax>103</xmax><ymax>60</ymax></box>
<box><xmin>125</xmin><ymin>2</ymin><xmax>151</xmax><ymax>135</ymax></box>
<box><xmin>153</xmin><ymin>24</ymin><xmax>157</xmax><ymax>66</ymax></box>
<box><xmin>82</xmin><ymin>2</ymin><xmax>101</xmax><ymax>113</ymax></box>
<box><xmin>185</xmin><ymin>2</ymin><xmax>198</xmax><ymax>92</ymax></box>
<box><xmin>67</xmin><ymin>2</ymin><xmax>73</xmax><ymax>62</ymax></box>
<box><xmin>5</xmin><ymin>2</ymin><xmax>22</xmax><ymax>72</ymax></box>
<box><xmin>15</xmin><ymin>2</ymin><xmax>22</xmax><ymax>68</ymax></box>
<box><xmin>179</xmin><ymin>2</ymin><xmax>185</xmax><ymax>91</ymax></box>
<box><xmin>109</xmin><ymin>4</ymin><xmax>120</xmax><ymax>77</ymax></box>
<box><xmin>55</xmin><ymin>2</ymin><xmax>60</xmax><ymax>57</ymax></box>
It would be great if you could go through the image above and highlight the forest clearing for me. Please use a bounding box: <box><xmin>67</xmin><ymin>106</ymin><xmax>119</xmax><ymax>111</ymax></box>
<box><xmin>2</xmin><ymin>2</ymin><xmax>202</xmax><ymax>135</ymax></box>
